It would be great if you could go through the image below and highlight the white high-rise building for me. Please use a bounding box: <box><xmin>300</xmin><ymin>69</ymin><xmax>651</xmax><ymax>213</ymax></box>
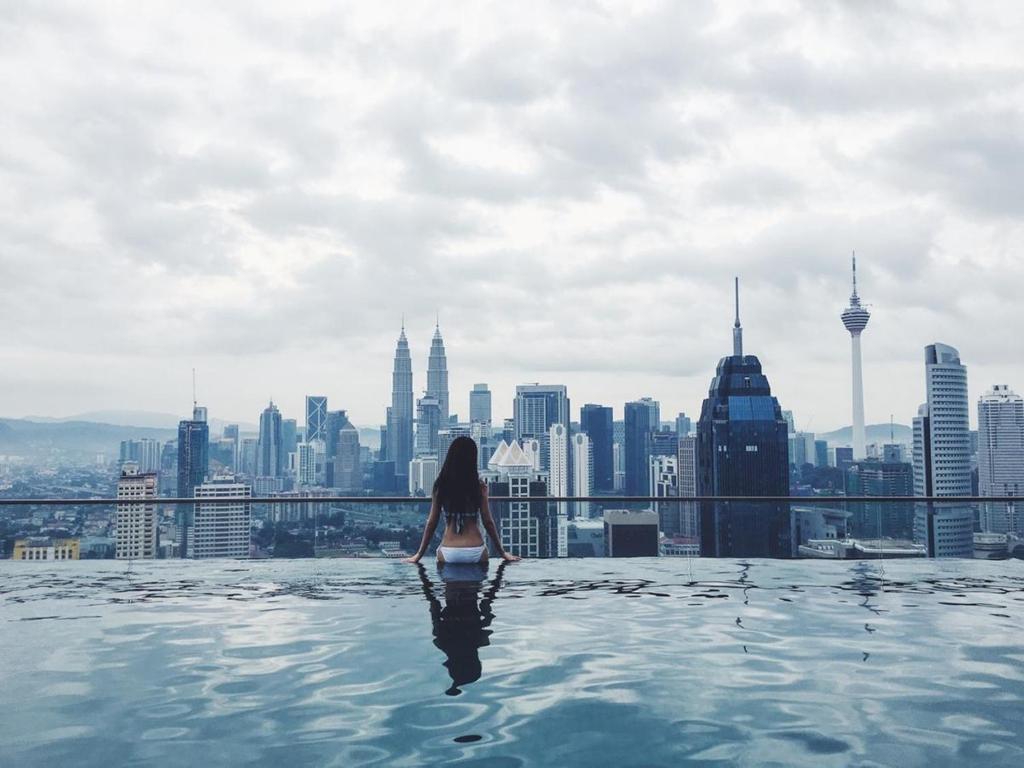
<box><xmin>677</xmin><ymin>436</ymin><xmax>698</xmax><ymax>497</ymax></box>
<box><xmin>978</xmin><ymin>385</ymin><xmax>1024</xmax><ymax>535</ymax></box>
<box><xmin>571</xmin><ymin>432</ymin><xmax>593</xmax><ymax>520</ymax></box>
<box><xmin>408</xmin><ymin>455</ymin><xmax>439</xmax><ymax>496</ymax></box>
<box><xmin>549</xmin><ymin>423</ymin><xmax>569</xmax><ymax>519</ymax></box>
<box><xmin>190</xmin><ymin>479</ymin><xmax>252</xmax><ymax>559</ymax></box>
<box><xmin>116</xmin><ymin>463</ymin><xmax>158</xmax><ymax>560</ymax></box>
<box><xmin>840</xmin><ymin>255</ymin><xmax>871</xmax><ymax>459</ymax></box>
<box><xmin>483</xmin><ymin>440</ymin><xmax>552</xmax><ymax>558</ymax></box>
<box><xmin>612</xmin><ymin>442</ymin><xmax>625</xmax><ymax>492</ymax></box>
<box><xmin>296</xmin><ymin>442</ymin><xmax>311</xmax><ymax>483</ymax></box>
<box><xmin>913</xmin><ymin>344</ymin><xmax>972</xmax><ymax>497</ymax></box>
<box><xmin>296</xmin><ymin>441</ymin><xmax>322</xmax><ymax>487</ymax></box>
<box><xmin>912</xmin><ymin>343</ymin><xmax>973</xmax><ymax>557</ymax></box>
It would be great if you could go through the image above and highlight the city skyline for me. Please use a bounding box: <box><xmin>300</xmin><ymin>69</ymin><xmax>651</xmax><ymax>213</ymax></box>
<box><xmin>4</xmin><ymin>300</ymin><xmax>1016</xmax><ymax>437</ymax></box>
<box><xmin>3</xmin><ymin>4</ymin><xmax>1024</xmax><ymax>431</ymax></box>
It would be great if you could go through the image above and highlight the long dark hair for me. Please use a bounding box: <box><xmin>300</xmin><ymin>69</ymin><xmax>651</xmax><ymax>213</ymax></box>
<box><xmin>433</xmin><ymin>436</ymin><xmax>482</xmax><ymax>529</ymax></box>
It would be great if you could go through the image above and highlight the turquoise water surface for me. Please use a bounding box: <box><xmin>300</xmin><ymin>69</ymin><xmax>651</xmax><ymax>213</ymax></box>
<box><xmin>2</xmin><ymin>558</ymin><xmax>1023</xmax><ymax>766</ymax></box>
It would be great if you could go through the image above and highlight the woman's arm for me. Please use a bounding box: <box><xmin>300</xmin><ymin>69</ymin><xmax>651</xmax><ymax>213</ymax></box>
<box><xmin>479</xmin><ymin>481</ymin><xmax>521</xmax><ymax>562</ymax></box>
<box><xmin>404</xmin><ymin>492</ymin><xmax>441</xmax><ymax>564</ymax></box>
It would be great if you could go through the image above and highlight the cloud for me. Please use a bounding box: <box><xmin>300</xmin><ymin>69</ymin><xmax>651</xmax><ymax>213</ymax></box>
<box><xmin>1</xmin><ymin>0</ymin><xmax>1023</xmax><ymax>431</ymax></box>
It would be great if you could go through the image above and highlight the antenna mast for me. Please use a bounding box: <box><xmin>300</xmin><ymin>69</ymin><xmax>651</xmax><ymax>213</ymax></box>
<box><xmin>732</xmin><ymin>277</ymin><xmax>743</xmax><ymax>357</ymax></box>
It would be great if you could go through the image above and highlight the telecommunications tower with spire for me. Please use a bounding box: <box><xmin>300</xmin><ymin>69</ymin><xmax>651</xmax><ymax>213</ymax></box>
<box><xmin>841</xmin><ymin>254</ymin><xmax>871</xmax><ymax>459</ymax></box>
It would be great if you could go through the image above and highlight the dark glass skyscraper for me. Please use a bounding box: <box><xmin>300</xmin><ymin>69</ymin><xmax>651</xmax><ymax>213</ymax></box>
<box><xmin>624</xmin><ymin>398</ymin><xmax>659</xmax><ymax>495</ymax></box>
<box><xmin>696</xmin><ymin>279</ymin><xmax>791</xmax><ymax>557</ymax></box>
<box><xmin>580</xmin><ymin>404</ymin><xmax>614</xmax><ymax>492</ymax></box>
<box><xmin>387</xmin><ymin>325</ymin><xmax>415</xmax><ymax>490</ymax></box>
<box><xmin>257</xmin><ymin>401</ymin><xmax>284</xmax><ymax>478</ymax></box>
<box><xmin>177</xmin><ymin>405</ymin><xmax>209</xmax><ymax>498</ymax></box>
<box><xmin>177</xmin><ymin>404</ymin><xmax>209</xmax><ymax>559</ymax></box>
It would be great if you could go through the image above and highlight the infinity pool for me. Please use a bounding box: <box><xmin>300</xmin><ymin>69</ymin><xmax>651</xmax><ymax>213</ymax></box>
<box><xmin>3</xmin><ymin>558</ymin><xmax>1023</xmax><ymax>766</ymax></box>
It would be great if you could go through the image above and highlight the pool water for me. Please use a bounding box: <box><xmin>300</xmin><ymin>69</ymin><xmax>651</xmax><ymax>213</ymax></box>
<box><xmin>2</xmin><ymin>558</ymin><xmax>1023</xmax><ymax>766</ymax></box>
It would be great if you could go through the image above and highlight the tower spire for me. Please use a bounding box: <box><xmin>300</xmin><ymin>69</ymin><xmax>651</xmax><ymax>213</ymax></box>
<box><xmin>850</xmin><ymin>251</ymin><xmax>861</xmax><ymax>305</ymax></box>
<box><xmin>841</xmin><ymin>254</ymin><xmax>871</xmax><ymax>459</ymax></box>
<box><xmin>732</xmin><ymin>277</ymin><xmax>743</xmax><ymax>357</ymax></box>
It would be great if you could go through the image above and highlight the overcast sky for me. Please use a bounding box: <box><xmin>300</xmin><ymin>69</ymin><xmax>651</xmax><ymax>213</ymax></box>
<box><xmin>2</xmin><ymin>1</ymin><xmax>1023</xmax><ymax>432</ymax></box>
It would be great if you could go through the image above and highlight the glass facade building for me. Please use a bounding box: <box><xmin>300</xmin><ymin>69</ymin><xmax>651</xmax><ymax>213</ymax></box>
<box><xmin>580</xmin><ymin>403</ymin><xmax>614</xmax><ymax>492</ymax></box>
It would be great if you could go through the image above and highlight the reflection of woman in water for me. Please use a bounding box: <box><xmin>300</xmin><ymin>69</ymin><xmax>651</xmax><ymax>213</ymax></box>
<box><xmin>404</xmin><ymin>435</ymin><xmax>520</xmax><ymax>565</ymax></box>
<box><xmin>415</xmin><ymin>560</ymin><xmax>508</xmax><ymax>695</ymax></box>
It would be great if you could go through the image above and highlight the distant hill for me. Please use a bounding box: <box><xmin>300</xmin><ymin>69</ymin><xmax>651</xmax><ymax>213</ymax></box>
<box><xmin>0</xmin><ymin>418</ymin><xmax>176</xmax><ymax>462</ymax></box>
<box><xmin>1</xmin><ymin>415</ymin><xmax>382</xmax><ymax>462</ymax></box>
<box><xmin>817</xmin><ymin>423</ymin><xmax>912</xmax><ymax>447</ymax></box>
<box><xmin>22</xmin><ymin>410</ymin><xmax>258</xmax><ymax>434</ymax></box>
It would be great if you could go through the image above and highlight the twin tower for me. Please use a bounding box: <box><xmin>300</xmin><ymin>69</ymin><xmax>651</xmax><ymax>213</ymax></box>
<box><xmin>385</xmin><ymin>321</ymin><xmax>449</xmax><ymax>486</ymax></box>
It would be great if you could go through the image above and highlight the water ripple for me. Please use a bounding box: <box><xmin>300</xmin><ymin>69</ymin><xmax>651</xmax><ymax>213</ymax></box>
<box><xmin>1</xmin><ymin>558</ymin><xmax>1023</xmax><ymax>766</ymax></box>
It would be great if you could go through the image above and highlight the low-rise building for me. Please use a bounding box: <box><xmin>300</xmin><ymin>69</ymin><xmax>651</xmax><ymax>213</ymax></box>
<box><xmin>12</xmin><ymin>537</ymin><xmax>80</xmax><ymax>561</ymax></box>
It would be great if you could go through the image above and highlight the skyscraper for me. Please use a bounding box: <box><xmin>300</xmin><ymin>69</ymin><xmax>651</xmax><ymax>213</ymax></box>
<box><xmin>814</xmin><ymin>439</ymin><xmax>829</xmax><ymax>468</ymax></box>
<box><xmin>841</xmin><ymin>255</ymin><xmax>871</xmax><ymax>459</ymax></box>
<box><xmin>120</xmin><ymin>438</ymin><xmax>162</xmax><ymax>473</ymax></box>
<box><xmin>912</xmin><ymin>343</ymin><xmax>973</xmax><ymax>557</ymax></box>
<box><xmin>977</xmin><ymin>384</ymin><xmax>1024</xmax><ymax>535</ymax></box>
<box><xmin>513</xmin><ymin>384</ymin><xmax>570</xmax><ymax>470</ymax></box>
<box><xmin>438</xmin><ymin>424</ymin><xmax>473</xmax><ymax>464</ymax></box>
<box><xmin>190</xmin><ymin>479</ymin><xmax>252</xmax><ymax>559</ymax></box>
<box><xmin>571</xmin><ymin>432</ymin><xmax>593</xmax><ymax>519</ymax></box>
<box><xmin>387</xmin><ymin>325</ymin><xmax>415</xmax><ymax>490</ymax></box>
<box><xmin>675</xmin><ymin>412</ymin><xmax>692</xmax><ymax>438</ymax></box>
<box><xmin>223</xmin><ymin>424</ymin><xmax>240</xmax><ymax>472</ymax></box>
<box><xmin>677</xmin><ymin>436</ymin><xmax>698</xmax><ymax>497</ymax></box>
<box><xmin>257</xmin><ymin>401</ymin><xmax>284</xmax><ymax>478</ymax></box>
<box><xmin>650</xmin><ymin>454</ymin><xmax>678</xmax><ymax>513</ymax></box>
<box><xmin>913</xmin><ymin>344</ymin><xmax>971</xmax><ymax>497</ymax></box>
<box><xmin>415</xmin><ymin>394</ymin><xmax>442</xmax><ymax>456</ymax></box>
<box><xmin>426</xmin><ymin>322</ymin><xmax>450</xmax><ymax>423</ymax></box>
<box><xmin>580</xmin><ymin>404</ymin><xmax>614</xmax><ymax>492</ymax></box>
<box><xmin>549</xmin><ymin>423</ymin><xmax>570</xmax><ymax>519</ymax></box>
<box><xmin>470</xmin><ymin>383</ymin><xmax>492</xmax><ymax>424</ymax></box>
<box><xmin>624</xmin><ymin>398</ymin><xmax>659</xmax><ymax>495</ymax></box>
<box><xmin>296</xmin><ymin>441</ymin><xmax>317</xmax><ymax>486</ymax></box>
<box><xmin>696</xmin><ymin>278</ymin><xmax>791</xmax><ymax>558</ymax></box>
<box><xmin>281</xmin><ymin>418</ymin><xmax>298</xmax><ymax>461</ymax></box>
<box><xmin>409</xmin><ymin>455</ymin><xmax>439</xmax><ymax>495</ymax></box>
<box><xmin>239</xmin><ymin>438</ymin><xmax>258</xmax><ymax>477</ymax></box>
<box><xmin>483</xmin><ymin>440</ymin><xmax>554</xmax><ymax>558</ymax></box>
<box><xmin>177</xmin><ymin>404</ymin><xmax>209</xmax><ymax>559</ymax></box>
<box><xmin>845</xmin><ymin>456</ymin><xmax>914</xmax><ymax>540</ymax></box>
<box><xmin>306</xmin><ymin>396</ymin><xmax>328</xmax><ymax>443</ymax></box>
<box><xmin>334</xmin><ymin>423</ymin><xmax>363</xmax><ymax>493</ymax></box>
<box><xmin>177</xmin><ymin>405</ymin><xmax>209</xmax><ymax>499</ymax></box>
<box><xmin>671</xmin><ymin>435</ymin><xmax>700</xmax><ymax>545</ymax></box>
<box><xmin>116</xmin><ymin>463</ymin><xmax>158</xmax><ymax>560</ymax></box>
<box><xmin>324</xmin><ymin>409</ymin><xmax>351</xmax><ymax>486</ymax></box>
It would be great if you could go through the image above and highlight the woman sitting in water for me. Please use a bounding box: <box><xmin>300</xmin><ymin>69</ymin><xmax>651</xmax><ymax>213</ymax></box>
<box><xmin>404</xmin><ymin>436</ymin><xmax>520</xmax><ymax>565</ymax></box>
